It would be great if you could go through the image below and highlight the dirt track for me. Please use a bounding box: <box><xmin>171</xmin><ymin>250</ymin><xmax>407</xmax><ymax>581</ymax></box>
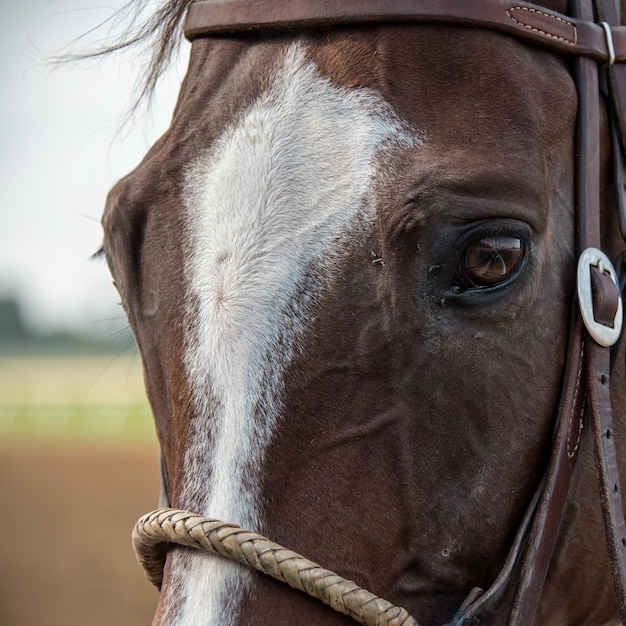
<box><xmin>0</xmin><ymin>443</ymin><xmax>160</xmax><ymax>626</ymax></box>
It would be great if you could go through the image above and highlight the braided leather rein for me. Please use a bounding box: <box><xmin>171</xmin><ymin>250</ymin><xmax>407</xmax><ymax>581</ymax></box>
<box><xmin>132</xmin><ymin>1</ymin><xmax>626</xmax><ymax>624</ymax></box>
<box><xmin>133</xmin><ymin>508</ymin><xmax>417</xmax><ymax>625</ymax></box>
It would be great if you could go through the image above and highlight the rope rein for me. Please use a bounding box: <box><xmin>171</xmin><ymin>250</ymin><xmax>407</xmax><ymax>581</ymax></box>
<box><xmin>133</xmin><ymin>508</ymin><xmax>418</xmax><ymax>626</ymax></box>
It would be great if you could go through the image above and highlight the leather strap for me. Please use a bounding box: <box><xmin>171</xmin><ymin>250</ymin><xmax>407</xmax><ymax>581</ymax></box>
<box><xmin>592</xmin><ymin>268</ymin><xmax>621</xmax><ymax>326</ymax></box>
<box><xmin>597</xmin><ymin>0</ymin><xmax>626</xmax><ymax>238</ymax></box>
<box><xmin>589</xmin><ymin>335</ymin><xmax>626</xmax><ymax>618</ymax></box>
<box><xmin>502</xmin><ymin>1</ymin><xmax>626</xmax><ymax>622</ymax></box>
<box><xmin>184</xmin><ymin>0</ymin><xmax>626</xmax><ymax>64</ymax></box>
<box><xmin>596</xmin><ymin>0</ymin><xmax>626</xmax><ymax>159</ymax></box>
<box><xmin>577</xmin><ymin>2</ymin><xmax>626</xmax><ymax>622</ymax></box>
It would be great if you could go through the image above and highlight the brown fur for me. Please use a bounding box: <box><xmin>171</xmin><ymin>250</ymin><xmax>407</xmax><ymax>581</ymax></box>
<box><xmin>102</xmin><ymin>2</ymin><xmax>626</xmax><ymax>624</ymax></box>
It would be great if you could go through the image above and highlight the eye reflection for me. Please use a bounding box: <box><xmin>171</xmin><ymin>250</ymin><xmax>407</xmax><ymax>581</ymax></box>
<box><xmin>454</xmin><ymin>236</ymin><xmax>524</xmax><ymax>290</ymax></box>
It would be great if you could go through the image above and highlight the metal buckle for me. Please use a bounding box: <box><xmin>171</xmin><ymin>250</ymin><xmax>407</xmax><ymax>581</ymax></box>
<box><xmin>599</xmin><ymin>21</ymin><xmax>616</xmax><ymax>66</ymax></box>
<box><xmin>577</xmin><ymin>248</ymin><xmax>623</xmax><ymax>347</ymax></box>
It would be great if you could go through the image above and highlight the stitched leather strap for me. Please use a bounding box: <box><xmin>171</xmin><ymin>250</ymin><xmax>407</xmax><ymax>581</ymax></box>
<box><xmin>184</xmin><ymin>0</ymin><xmax>626</xmax><ymax>64</ymax></box>
<box><xmin>577</xmin><ymin>2</ymin><xmax>626</xmax><ymax>620</ymax></box>
<box><xmin>589</xmin><ymin>337</ymin><xmax>626</xmax><ymax>618</ymax></box>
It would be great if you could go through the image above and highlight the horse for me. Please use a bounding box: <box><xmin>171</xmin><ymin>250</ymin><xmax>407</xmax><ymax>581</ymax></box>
<box><xmin>100</xmin><ymin>0</ymin><xmax>626</xmax><ymax>623</ymax></box>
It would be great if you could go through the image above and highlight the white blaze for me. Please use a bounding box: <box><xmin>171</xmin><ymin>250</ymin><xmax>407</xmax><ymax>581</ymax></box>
<box><xmin>172</xmin><ymin>44</ymin><xmax>420</xmax><ymax>623</ymax></box>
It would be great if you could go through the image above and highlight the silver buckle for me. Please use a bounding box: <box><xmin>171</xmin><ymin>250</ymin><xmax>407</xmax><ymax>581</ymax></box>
<box><xmin>577</xmin><ymin>248</ymin><xmax>623</xmax><ymax>347</ymax></box>
<box><xmin>599</xmin><ymin>21</ymin><xmax>616</xmax><ymax>66</ymax></box>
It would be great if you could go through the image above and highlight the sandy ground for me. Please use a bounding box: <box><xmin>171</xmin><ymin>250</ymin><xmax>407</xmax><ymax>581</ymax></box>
<box><xmin>0</xmin><ymin>443</ymin><xmax>161</xmax><ymax>626</ymax></box>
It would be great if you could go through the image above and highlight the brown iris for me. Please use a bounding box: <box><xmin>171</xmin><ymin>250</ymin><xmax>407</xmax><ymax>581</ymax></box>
<box><xmin>455</xmin><ymin>236</ymin><xmax>524</xmax><ymax>289</ymax></box>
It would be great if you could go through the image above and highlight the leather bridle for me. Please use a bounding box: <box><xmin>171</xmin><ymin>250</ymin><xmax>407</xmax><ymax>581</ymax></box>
<box><xmin>138</xmin><ymin>1</ymin><xmax>626</xmax><ymax>624</ymax></box>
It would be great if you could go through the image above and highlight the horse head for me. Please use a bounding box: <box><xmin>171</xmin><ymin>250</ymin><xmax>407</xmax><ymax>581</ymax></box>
<box><xmin>102</xmin><ymin>1</ymin><xmax>626</xmax><ymax>623</ymax></box>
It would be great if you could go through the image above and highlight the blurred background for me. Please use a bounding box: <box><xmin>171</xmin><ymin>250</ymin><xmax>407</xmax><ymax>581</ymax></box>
<box><xmin>0</xmin><ymin>1</ymin><xmax>190</xmax><ymax>624</ymax></box>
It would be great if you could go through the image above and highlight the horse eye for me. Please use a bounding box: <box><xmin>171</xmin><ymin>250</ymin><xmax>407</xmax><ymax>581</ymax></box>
<box><xmin>454</xmin><ymin>236</ymin><xmax>524</xmax><ymax>290</ymax></box>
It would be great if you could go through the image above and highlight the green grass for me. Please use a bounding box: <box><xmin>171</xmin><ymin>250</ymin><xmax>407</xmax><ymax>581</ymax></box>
<box><xmin>0</xmin><ymin>355</ymin><xmax>157</xmax><ymax>443</ymax></box>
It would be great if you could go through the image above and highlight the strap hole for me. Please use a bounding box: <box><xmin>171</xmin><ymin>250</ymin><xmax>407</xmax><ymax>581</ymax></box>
<box><xmin>607</xmin><ymin>429</ymin><xmax>612</xmax><ymax>439</ymax></box>
<box><xmin>615</xmin><ymin>484</ymin><xmax>620</xmax><ymax>493</ymax></box>
<box><xmin>622</xmin><ymin>538</ymin><xmax>626</xmax><ymax>548</ymax></box>
<box><xmin>601</xmin><ymin>374</ymin><xmax>608</xmax><ymax>385</ymax></box>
